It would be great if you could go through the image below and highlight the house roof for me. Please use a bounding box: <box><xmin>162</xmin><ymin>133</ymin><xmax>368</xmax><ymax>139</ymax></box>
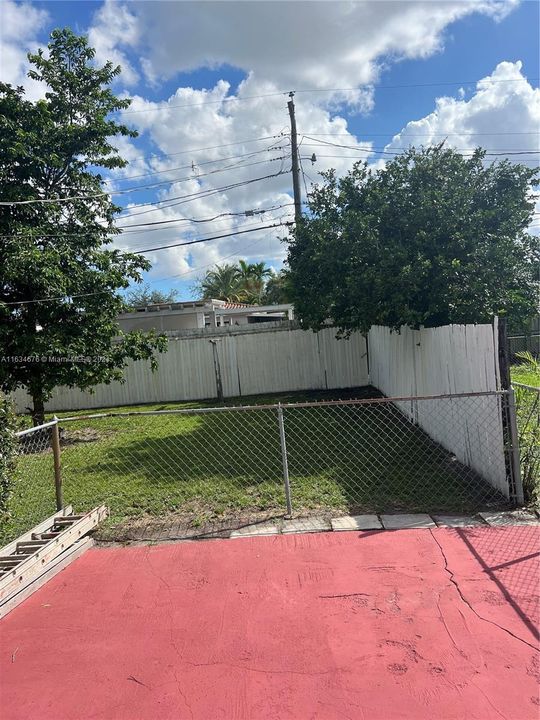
<box><xmin>220</xmin><ymin>302</ymin><xmax>256</xmax><ymax>309</ymax></box>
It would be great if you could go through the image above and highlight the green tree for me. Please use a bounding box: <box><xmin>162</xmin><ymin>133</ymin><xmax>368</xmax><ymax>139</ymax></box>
<box><xmin>0</xmin><ymin>393</ymin><xmax>17</xmax><ymax>520</ymax></box>
<box><xmin>237</xmin><ymin>260</ymin><xmax>272</xmax><ymax>305</ymax></box>
<box><xmin>262</xmin><ymin>269</ymin><xmax>292</xmax><ymax>305</ymax></box>
<box><xmin>236</xmin><ymin>260</ymin><xmax>272</xmax><ymax>303</ymax></box>
<box><xmin>125</xmin><ymin>284</ymin><xmax>178</xmax><ymax>309</ymax></box>
<box><xmin>194</xmin><ymin>260</ymin><xmax>283</xmax><ymax>304</ymax></box>
<box><xmin>0</xmin><ymin>29</ymin><xmax>166</xmax><ymax>424</ymax></box>
<box><xmin>288</xmin><ymin>146</ymin><xmax>539</xmax><ymax>334</ymax></box>
<box><xmin>194</xmin><ymin>263</ymin><xmax>243</xmax><ymax>302</ymax></box>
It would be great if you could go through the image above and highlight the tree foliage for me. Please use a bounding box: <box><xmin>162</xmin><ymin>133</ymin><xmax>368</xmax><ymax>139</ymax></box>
<box><xmin>235</xmin><ymin>260</ymin><xmax>272</xmax><ymax>303</ymax></box>
<box><xmin>0</xmin><ymin>393</ymin><xmax>17</xmax><ymax>520</ymax></box>
<box><xmin>261</xmin><ymin>269</ymin><xmax>292</xmax><ymax>305</ymax></box>
<box><xmin>194</xmin><ymin>260</ymin><xmax>276</xmax><ymax>304</ymax></box>
<box><xmin>288</xmin><ymin>146</ymin><xmax>539</xmax><ymax>334</ymax></box>
<box><xmin>0</xmin><ymin>29</ymin><xmax>166</xmax><ymax>424</ymax></box>
<box><xmin>125</xmin><ymin>284</ymin><xmax>178</xmax><ymax>309</ymax></box>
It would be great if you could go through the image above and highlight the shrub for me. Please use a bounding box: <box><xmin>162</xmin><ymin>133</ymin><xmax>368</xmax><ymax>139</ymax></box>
<box><xmin>0</xmin><ymin>393</ymin><xmax>18</xmax><ymax>520</ymax></box>
<box><xmin>513</xmin><ymin>352</ymin><xmax>540</xmax><ymax>504</ymax></box>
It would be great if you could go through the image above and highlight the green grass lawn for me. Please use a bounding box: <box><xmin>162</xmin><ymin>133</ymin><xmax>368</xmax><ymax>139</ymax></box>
<box><xmin>2</xmin><ymin>387</ymin><xmax>507</xmax><ymax>544</ymax></box>
<box><xmin>511</xmin><ymin>369</ymin><xmax>540</xmax><ymax>387</ymax></box>
<box><xmin>511</xmin><ymin>362</ymin><xmax>540</xmax><ymax>505</ymax></box>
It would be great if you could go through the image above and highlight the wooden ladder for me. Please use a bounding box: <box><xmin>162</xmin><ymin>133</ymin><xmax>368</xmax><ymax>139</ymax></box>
<box><xmin>0</xmin><ymin>505</ymin><xmax>108</xmax><ymax>617</ymax></box>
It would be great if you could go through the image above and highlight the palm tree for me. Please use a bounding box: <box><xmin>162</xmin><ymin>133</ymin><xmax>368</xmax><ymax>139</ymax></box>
<box><xmin>262</xmin><ymin>270</ymin><xmax>291</xmax><ymax>304</ymax></box>
<box><xmin>193</xmin><ymin>260</ymin><xmax>273</xmax><ymax>304</ymax></box>
<box><xmin>236</xmin><ymin>260</ymin><xmax>272</xmax><ymax>303</ymax></box>
<box><xmin>196</xmin><ymin>264</ymin><xmax>242</xmax><ymax>301</ymax></box>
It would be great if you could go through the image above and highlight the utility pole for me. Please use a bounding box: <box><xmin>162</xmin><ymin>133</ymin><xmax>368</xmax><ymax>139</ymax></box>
<box><xmin>287</xmin><ymin>92</ymin><xmax>302</xmax><ymax>223</ymax></box>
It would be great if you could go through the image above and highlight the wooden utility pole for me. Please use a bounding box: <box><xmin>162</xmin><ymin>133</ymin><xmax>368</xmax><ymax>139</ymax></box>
<box><xmin>287</xmin><ymin>92</ymin><xmax>302</xmax><ymax>223</ymax></box>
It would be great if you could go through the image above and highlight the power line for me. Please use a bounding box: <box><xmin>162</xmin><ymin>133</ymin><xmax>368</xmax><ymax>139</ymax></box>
<box><xmin>108</xmin><ymin>154</ymin><xmax>287</xmax><ymax>196</ymax></box>
<box><xmin>108</xmin><ymin>134</ymin><xmax>285</xmax><ymax>161</ymax></box>
<box><xmin>119</xmin><ymin>90</ymin><xmax>289</xmax><ymax>114</ymax></box>
<box><xmin>133</xmin><ymin>222</ymin><xmax>292</xmax><ymax>255</ymax></box>
<box><xmin>308</xmin><ymin>153</ymin><xmax>540</xmax><ymax>166</ymax></box>
<box><xmin>1</xmin><ymin>223</ymin><xmax>292</xmax><ymax>306</ymax></box>
<box><xmin>0</xmin><ymin>154</ymin><xmax>288</xmax><ymax>206</ymax></box>
<box><xmin>116</xmin><ymin>77</ymin><xmax>538</xmax><ymax>115</ymax></box>
<box><xmin>301</xmin><ymin>131</ymin><xmax>540</xmax><ymax>137</ymax></box>
<box><xmin>128</xmin><ymin>212</ymin><xmax>294</xmax><ymax>254</ymax></box>
<box><xmin>124</xmin><ymin>203</ymin><xmax>295</xmax><ymax>237</ymax></box>
<box><xmin>0</xmin><ymin>165</ymin><xmax>289</xmax><ymax>214</ymax></box>
<box><xmin>105</xmin><ymin>135</ymin><xmax>289</xmax><ymax>182</ymax></box>
<box><xmin>110</xmin><ymin>149</ymin><xmax>284</xmax><ymax>184</ymax></box>
<box><xmin>301</xmin><ymin>135</ymin><xmax>540</xmax><ymax>157</ymax></box>
<box><xmin>116</xmin><ymin>168</ymin><xmax>289</xmax><ymax>222</ymax></box>
<box><xmin>0</xmin><ymin>203</ymin><xmax>296</xmax><ymax>239</ymax></box>
<box><xmin>297</xmin><ymin>138</ymin><xmax>311</xmax><ymax>198</ymax></box>
<box><xmin>294</xmin><ymin>78</ymin><xmax>539</xmax><ymax>93</ymax></box>
<box><xmin>302</xmin><ymin>142</ymin><xmax>539</xmax><ymax>152</ymax></box>
<box><xmin>125</xmin><ymin>214</ymin><xmax>294</xmax><ymax>253</ymax></box>
<box><xmin>117</xmin><ymin>160</ymin><xmax>288</xmax><ymax>215</ymax></box>
<box><xmin>151</xmin><ymin>232</ymin><xmax>280</xmax><ymax>284</ymax></box>
<box><xmin>0</xmin><ymin>222</ymin><xmax>292</xmax><ymax>306</ymax></box>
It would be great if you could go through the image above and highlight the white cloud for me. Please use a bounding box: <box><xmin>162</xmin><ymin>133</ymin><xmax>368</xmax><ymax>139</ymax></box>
<box><xmin>131</xmin><ymin>0</ymin><xmax>518</xmax><ymax>102</ymax></box>
<box><xmin>87</xmin><ymin>0</ymin><xmax>140</xmax><ymax>87</ymax></box>
<box><xmin>0</xmin><ymin>0</ymin><xmax>49</xmax><ymax>98</ymax></box>
<box><xmin>386</xmin><ymin>61</ymin><xmax>540</xmax><ymax>156</ymax></box>
<box><xmin>110</xmin><ymin>75</ymin><xmax>373</xmax><ymax>284</ymax></box>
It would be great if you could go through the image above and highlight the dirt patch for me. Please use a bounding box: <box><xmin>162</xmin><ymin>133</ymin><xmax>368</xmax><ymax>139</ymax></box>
<box><xmin>61</xmin><ymin>427</ymin><xmax>114</xmax><ymax>445</ymax></box>
<box><xmin>93</xmin><ymin>503</ymin><xmax>342</xmax><ymax>543</ymax></box>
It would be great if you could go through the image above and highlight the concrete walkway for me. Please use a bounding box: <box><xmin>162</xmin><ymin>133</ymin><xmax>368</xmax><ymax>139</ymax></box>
<box><xmin>127</xmin><ymin>509</ymin><xmax>538</xmax><ymax>542</ymax></box>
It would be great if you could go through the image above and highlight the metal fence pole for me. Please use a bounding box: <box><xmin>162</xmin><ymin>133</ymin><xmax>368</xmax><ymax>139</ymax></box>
<box><xmin>277</xmin><ymin>403</ymin><xmax>293</xmax><ymax>517</ymax></box>
<box><xmin>51</xmin><ymin>416</ymin><xmax>63</xmax><ymax>511</ymax></box>
<box><xmin>506</xmin><ymin>389</ymin><xmax>524</xmax><ymax>506</ymax></box>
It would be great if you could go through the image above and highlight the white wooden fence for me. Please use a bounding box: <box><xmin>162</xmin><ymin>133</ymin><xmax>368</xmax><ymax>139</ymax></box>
<box><xmin>12</xmin><ymin>320</ymin><xmax>511</xmax><ymax>498</ymax></box>
<box><xmin>12</xmin><ymin>326</ymin><xmax>369</xmax><ymax>412</ymax></box>
<box><xmin>368</xmin><ymin>324</ymin><xmax>508</xmax><ymax>496</ymax></box>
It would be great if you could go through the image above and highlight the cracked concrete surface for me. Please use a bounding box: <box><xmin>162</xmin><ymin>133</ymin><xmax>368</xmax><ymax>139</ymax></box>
<box><xmin>1</xmin><ymin>527</ymin><xmax>538</xmax><ymax>720</ymax></box>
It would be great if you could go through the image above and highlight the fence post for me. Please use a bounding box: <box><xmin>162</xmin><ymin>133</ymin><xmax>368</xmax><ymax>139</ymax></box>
<box><xmin>209</xmin><ymin>339</ymin><xmax>224</xmax><ymax>403</ymax></box>
<box><xmin>51</xmin><ymin>416</ymin><xmax>63</xmax><ymax>511</ymax></box>
<box><xmin>506</xmin><ymin>389</ymin><xmax>524</xmax><ymax>506</ymax></box>
<box><xmin>277</xmin><ymin>403</ymin><xmax>293</xmax><ymax>517</ymax></box>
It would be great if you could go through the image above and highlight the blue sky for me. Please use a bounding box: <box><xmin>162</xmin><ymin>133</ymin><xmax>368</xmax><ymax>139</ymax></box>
<box><xmin>2</xmin><ymin>0</ymin><xmax>539</xmax><ymax>299</ymax></box>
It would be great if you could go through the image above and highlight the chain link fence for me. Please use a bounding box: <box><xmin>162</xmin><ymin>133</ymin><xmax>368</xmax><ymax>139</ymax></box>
<box><xmin>1</xmin><ymin>421</ymin><xmax>58</xmax><ymax>544</ymax></box>
<box><xmin>508</xmin><ymin>334</ymin><xmax>540</xmax><ymax>359</ymax></box>
<box><xmin>513</xmin><ymin>383</ymin><xmax>540</xmax><ymax>505</ymax></box>
<box><xmin>2</xmin><ymin>390</ymin><xmax>522</xmax><ymax>543</ymax></box>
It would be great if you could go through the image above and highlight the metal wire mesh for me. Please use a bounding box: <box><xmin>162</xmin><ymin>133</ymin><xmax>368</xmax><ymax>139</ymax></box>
<box><xmin>4</xmin><ymin>390</ymin><xmax>519</xmax><ymax>543</ymax></box>
<box><xmin>284</xmin><ymin>394</ymin><xmax>511</xmax><ymax>515</ymax></box>
<box><xmin>513</xmin><ymin>383</ymin><xmax>540</xmax><ymax>504</ymax></box>
<box><xmin>1</xmin><ymin>424</ymin><xmax>57</xmax><ymax>544</ymax></box>
<box><xmin>58</xmin><ymin>408</ymin><xmax>286</xmax><ymax>537</ymax></box>
<box><xmin>508</xmin><ymin>334</ymin><xmax>540</xmax><ymax>359</ymax></box>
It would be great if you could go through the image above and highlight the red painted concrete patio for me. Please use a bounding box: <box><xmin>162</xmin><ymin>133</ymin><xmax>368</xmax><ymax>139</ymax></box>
<box><xmin>1</xmin><ymin>526</ymin><xmax>539</xmax><ymax>720</ymax></box>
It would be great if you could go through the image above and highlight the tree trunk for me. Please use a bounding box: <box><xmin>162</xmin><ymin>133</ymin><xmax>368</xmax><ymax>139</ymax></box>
<box><xmin>30</xmin><ymin>381</ymin><xmax>46</xmax><ymax>427</ymax></box>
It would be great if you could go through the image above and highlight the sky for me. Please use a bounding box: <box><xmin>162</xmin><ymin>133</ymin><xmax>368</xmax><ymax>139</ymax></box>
<box><xmin>1</xmin><ymin>0</ymin><xmax>539</xmax><ymax>300</ymax></box>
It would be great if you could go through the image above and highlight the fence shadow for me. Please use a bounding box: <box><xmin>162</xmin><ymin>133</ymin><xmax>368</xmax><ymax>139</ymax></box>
<box><xmin>456</xmin><ymin>526</ymin><xmax>540</xmax><ymax>644</ymax></box>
